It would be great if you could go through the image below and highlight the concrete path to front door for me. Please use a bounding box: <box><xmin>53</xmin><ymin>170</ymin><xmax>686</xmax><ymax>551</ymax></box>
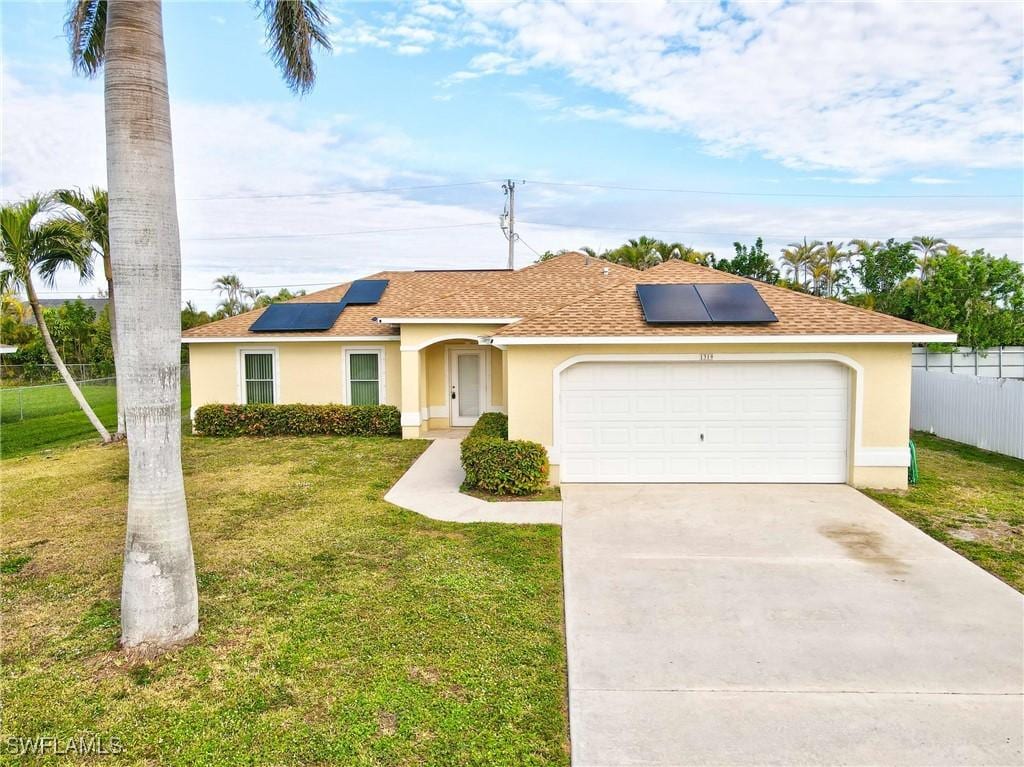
<box><xmin>561</xmin><ymin>483</ymin><xmax>1024</xmax><ymax>767</ymax></box>
<box><xmin>384</xmin><ymin>438</ymin><xmax>562</xmax><ymax>525</ymax></box>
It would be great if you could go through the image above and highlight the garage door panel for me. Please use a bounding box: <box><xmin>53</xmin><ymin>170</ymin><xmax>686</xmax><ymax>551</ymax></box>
<box><xmin>560</xmin><ymin>361</ymin><xmax>849</xmax><ymax>483</ymax></box>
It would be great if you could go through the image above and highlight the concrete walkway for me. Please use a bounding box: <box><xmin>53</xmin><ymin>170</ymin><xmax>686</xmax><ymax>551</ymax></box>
<box><xmin>384</xmin><ymin>438</ymin><xmax>562</xmax><ymax>524</ymax></box>
<box><xmin>563</xmin><ymin>484</ymin><xmax>1024</xmax><ymax>767</ymax></box>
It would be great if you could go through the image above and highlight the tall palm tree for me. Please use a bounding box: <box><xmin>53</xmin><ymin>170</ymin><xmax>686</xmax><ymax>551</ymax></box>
<box><xmin>783</xmin><ymin>238</ymin><xmax>823</xmax><ymax>289</ymax></box>
<box><xmin>57</xmin><ymin>187</ymin><xmax>124</xmax><ymax>438</ymax></box>
<box><xmin>911</xmin><ymin>235</ymin><xmax>948</xmax><ymax>281</ymax></box>
<box><xmin>0</xmin><ymin>195</ymin><xmax>112</xmax><ymax>443</ymax></box>
<box><xmin>213</xmin><ymin>273</ymin><xmax>248</xmax><ymax>316</ymax></box>
<box><xmin>66</xmin><ymin>0</ymin><xmax>330</xmax><ymax>648</ymax></box>
<box><xmin>819</xmin><ymin>240</ymin><xmax>848</xmax><ymax>298</ymax></box>
<box><xmin>779</xmin><ymin>245</ymin><xmax>805</xmax><ymax>285</ymax></box>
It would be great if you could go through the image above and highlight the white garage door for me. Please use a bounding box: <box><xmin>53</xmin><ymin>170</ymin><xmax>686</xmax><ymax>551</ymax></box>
<box><xmin>559</xmin><ymin>360</ymin><xmax>849</xmax><ymax>483</ymax></box>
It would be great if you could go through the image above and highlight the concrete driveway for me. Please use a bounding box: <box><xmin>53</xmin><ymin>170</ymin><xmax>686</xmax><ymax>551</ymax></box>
<box><xmin>562</xmin><ymin>484</ymin><xmax>1024</xmax><ymax>767</ymax></box>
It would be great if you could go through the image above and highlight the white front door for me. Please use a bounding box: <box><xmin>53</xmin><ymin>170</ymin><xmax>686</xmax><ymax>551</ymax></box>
<box><xmin>559</xmin><ymin>360</ymin><xmax>850</xmax><ymax>483</ymax></box>
<box><xmin>450</xmin><ymin>349</ymin><xmax>485</xmax><ymax>427</ymax></box>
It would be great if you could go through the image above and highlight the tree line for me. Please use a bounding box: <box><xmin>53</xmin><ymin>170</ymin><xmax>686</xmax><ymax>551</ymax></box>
<box><xmin>540</xmin><ymin>235</ymin><xmax>1024</xmax><ymax>349</ymax></box>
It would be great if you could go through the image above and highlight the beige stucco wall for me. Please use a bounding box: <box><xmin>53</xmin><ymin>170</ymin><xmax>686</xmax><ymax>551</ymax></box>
<box><xmin>502</xmin><ymin>342</ymin><xmax>912</xmax><ymax>490</ymax></box>
<box><xmin>397</xmin><ymin>324</ymin><xmax>507</xmax><ymax>435</ymax></box>
<box><xmin>187</xmin><ymin>340</ymin><xmax>401</xmax><ymax>414</ymax></box>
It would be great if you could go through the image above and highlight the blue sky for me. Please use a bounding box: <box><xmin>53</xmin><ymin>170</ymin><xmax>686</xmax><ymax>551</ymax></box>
<box><xmin>2</xmin><ymin>0</ymin><xmax>1022</xmax><ymax>308</ymax></box>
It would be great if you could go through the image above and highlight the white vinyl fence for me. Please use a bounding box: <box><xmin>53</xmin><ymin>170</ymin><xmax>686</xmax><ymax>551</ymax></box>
<box><xmin>912</xmin><ymin>346</ymin><xmax>1024</xmax><ymax>379</ymax></box>
<box><xmin>911</xmin><ymin>370</ymin><xmax>1024</xmax><ymax>459</ymax></box>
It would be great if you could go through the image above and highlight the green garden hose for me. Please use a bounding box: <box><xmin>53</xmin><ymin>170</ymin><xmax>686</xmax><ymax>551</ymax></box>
<box><xmin>908</xmin><ymin>439</ymin><xmax>919</xmax><ymax>485</ymax></box>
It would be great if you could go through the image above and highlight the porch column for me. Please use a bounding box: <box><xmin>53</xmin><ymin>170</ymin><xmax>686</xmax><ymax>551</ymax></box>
<box><xmin>400</xmin><ymin>348</ymin><xmax>423</xmax><ymax>438</ymax></box>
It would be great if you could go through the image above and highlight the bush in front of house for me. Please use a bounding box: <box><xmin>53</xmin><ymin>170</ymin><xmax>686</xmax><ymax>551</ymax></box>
<box><xmin>460</xmin><ymin>412</ymin><xmax>549</xmax><ymax>496</ymax></box>
<box><xmin>193</xmin><ymin>403</ymin><xmax>400</xmax><ymax>437</ymax></box>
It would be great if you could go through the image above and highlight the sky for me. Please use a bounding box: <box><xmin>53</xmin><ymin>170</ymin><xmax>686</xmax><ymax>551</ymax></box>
<box><xmin>2</xmin><ymin>0</ymin><xmax>1022</xmax><ymax>310</ymax></box>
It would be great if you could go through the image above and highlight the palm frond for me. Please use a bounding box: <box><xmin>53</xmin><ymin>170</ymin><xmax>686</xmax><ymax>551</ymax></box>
<box><xmin>257</xmin><ymin>0</ymin><xmax>332</xmax><ymax>94</ymax></box>
<box><xmin>66</xmin><ymin>0</ymin><xmax>108</xmax><ymax>76</ymax></box>
<box><xmin>32</xmin><ymin>219</ymin><xmax>93</xmax><ymax>288</ymax></box>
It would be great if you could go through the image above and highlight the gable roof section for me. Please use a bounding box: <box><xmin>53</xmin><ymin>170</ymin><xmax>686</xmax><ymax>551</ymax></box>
<box><xmin>491</xmin><ymin>259</ymin><xmax>954</xmax><ymax>340</ymax></box>
<box><xmin>376</xmin><ymin>252</ymin><xmax>637</xmax><ymax>321</ymax></box>
<box><xmin>182</xmin><ymin>269</ymin><xmax>509</xmax><ymax>339</ymax></box>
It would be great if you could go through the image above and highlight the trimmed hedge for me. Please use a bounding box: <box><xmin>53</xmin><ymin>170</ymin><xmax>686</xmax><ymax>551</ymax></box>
<box><xmin>460</xmin><ymin>412</ymin><xmax>549</xmax><ymax>496</ymax></box>
<box><xmin>193</xmin><ymin>403</ymin><xmax>400</xmax><ymax>437</ymax></box>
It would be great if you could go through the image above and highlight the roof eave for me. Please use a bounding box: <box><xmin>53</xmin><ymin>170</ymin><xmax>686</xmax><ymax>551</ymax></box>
<box><xmin>182</xmin><ymin>335</ymin><xmax>401</xmax><ymax>343</ymax></box>
<box><xmin>486</xmin><ymin>332</ymin><xmax>958</xmax><ymax>347</ymax></box>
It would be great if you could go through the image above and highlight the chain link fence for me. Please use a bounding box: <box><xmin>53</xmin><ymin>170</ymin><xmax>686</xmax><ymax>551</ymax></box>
<box><xmin>0</xmin><ymin>362</ymin><xmax>115</xmax><ymax>385</ymax></box>
<box><xmin>1</xmin><ymin>365</ymin><xmax>191</xmax><ymax>424</ymax></box>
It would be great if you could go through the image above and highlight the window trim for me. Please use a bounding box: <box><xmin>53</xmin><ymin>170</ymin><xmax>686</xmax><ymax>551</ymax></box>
<box><xmin>237</xmin><ymin>347</ymin><xmax>280</xmax><ymax>405</ymax></box>
<box><xmin>342</xmin><ymin>346</ymin><xmax>386</xmax><ymax>406</ymax></box>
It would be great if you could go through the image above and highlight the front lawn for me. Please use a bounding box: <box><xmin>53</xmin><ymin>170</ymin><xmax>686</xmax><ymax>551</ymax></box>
<box><xmin>865</xmin><ymin>432</ymin><xmax>1024</xmax><ymax>592</ymax></box>
<box><xmin>1</xmin><ymin>437</ymin><xmax>568</xmax><ymax>765</ymax></box>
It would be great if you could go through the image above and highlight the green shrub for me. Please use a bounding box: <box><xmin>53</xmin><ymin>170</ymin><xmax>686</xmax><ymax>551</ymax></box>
<box><xmin>193</xmin><ymin>404</ymin><xmax>400</xmax><ymax>438</ymax></box>
<box><xmin>470</xmin><ymin>411</ymin><xmax>509</xmax><ymax>439</ymax></box>
<box><xmin>460</xmin><ymin>413</ymin><xmax>548</xmax><ymax>496</ymax></box>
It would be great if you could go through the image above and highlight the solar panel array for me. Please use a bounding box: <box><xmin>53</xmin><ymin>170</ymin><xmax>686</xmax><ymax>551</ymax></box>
<box><xmin>249</xmin><ymin>279</ymin><xmax>390</xmax><ymax>332</ymax></box>
<box><xmin>249</xmin><ymin>303</ymin><xmax>346</xmax><ymax>332</ymax></box>
<box><xmin>636</xmin><ymin>283</ymin><xmax>778</xmax><ymax>325</ymax></box>
<box><xmin>341</xmin><ymin>279</ymin><xmax>389</xmax><ymax>305</ymax></box>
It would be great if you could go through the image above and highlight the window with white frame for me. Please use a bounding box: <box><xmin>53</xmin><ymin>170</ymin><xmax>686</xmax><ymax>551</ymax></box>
<box><xmin>345</xmin><ymin>349</ymin><xmax>383</xmax><ymax>405</ymax></box>
<box><xmin>242</xmin><ymin>351</ymin><xmax>276</xmax><ymax>404</ymax></box>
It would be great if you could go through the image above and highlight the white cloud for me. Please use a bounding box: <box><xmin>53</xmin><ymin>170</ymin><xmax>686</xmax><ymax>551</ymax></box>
<box><xmin>1</xmin><ymin>76</ymin><xmax>517</xmax><ymax>308</ymax></box>
<box><xmin>911</xmin><ymin>176</ymin><xmax>959</xmax><ymax>185</ymax></box>
<box><xmin>346</xmin><ymin>1</ymin><xmax>1024</xmax><ymax>178</ymax></box>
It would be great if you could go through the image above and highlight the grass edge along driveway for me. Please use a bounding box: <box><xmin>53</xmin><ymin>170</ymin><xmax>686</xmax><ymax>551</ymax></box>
<box><xmin>865</xmin><ymin>431</ymin><xmax>1024</xmax><ymax>593</ymax></box>
<box><xmin>1</xmin><ymin>436</ymin><xmax>569</xmax><ymax>766</ymax></box>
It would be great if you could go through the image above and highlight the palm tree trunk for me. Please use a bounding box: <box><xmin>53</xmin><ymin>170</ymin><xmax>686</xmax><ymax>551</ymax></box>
<box><xmin>25</xmin><ymin>276</ymin><xmax>112</xmax><ymax>443</ymax></box>
<box><xmin>104</xmin><ymin>253</ymin><xmax>126</xmax><ymax>438</ymax></box>
<box><xmin>105</xmin><ymin>0</ymin><xmax>198</xmax><ymax>648</ymax></box>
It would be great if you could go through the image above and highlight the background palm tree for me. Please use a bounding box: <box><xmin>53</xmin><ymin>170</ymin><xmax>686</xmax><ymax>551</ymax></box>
<box><xmin>911</xmin><ymin>235</ymin><xmax>948</xmax><ymax>281</ymax></box>
<box><xmin>781</xmin><ymin>238</ymin><xmax>822</xmax><ymax>289</ymax></box>
<box><xmin>1</xmin><ymin>195</ymin><xmax>111</xmax><ymax>443</ymax></box>
<box><xmin>66</xmin><ymin>0</ymin><xmax>331</xmax><ymax>648</ymax></box>
<box><xmin>57</xmin><ymin>187</ymin><xmax>124</xmax><ymax>437</ymax></box>
<box><xmin>818</xmin><ymin>240</ymin><xmax>849</xmax><ymax>297</ymax></box>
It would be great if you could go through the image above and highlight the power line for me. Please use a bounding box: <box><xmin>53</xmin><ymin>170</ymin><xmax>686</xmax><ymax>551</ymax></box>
<box><xmin>524</xmin><ymin>179</ymin><xmax>1023</xmax><ymax>200</ymax></box>
<box><xmin>517</xmin><ymin>218</ymin><xmax>1021</xmax><ymax>240</ymax></box>
<box><xmin>183</xmin><ymin>221</ymin><xmax>494</xmax><ymax>241</ymax></box>
<box><xmin>182</xmin><ymin>180</ymin><xmax>501</xmax><ymax>202</ymax></box>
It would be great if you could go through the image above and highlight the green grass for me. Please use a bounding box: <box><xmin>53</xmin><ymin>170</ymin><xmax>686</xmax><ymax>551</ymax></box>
<box><xmin>865</xmin><ymin>432</ymin><xmax>1024</xmax><ymax>592</ymax></box>
<box><xmin>0</xmin><ymin>436</ymin><xmax>568</xmax><ymax>766</ymax></box>
<box><xmin>0</xmin><ymin>384</ymin><xmax>191</xmax><ymax>459</ymax></box>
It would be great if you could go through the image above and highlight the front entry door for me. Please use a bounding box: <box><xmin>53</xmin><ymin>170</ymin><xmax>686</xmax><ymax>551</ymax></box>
<box><xmin>450</xmin><ymin>349</ymin><xmax>485</xmax><ymax>427</ymax></box>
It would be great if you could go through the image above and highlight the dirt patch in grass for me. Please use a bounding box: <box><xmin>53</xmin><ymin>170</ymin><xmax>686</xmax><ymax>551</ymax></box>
<box><xmin>865</xmin><ymin>432</ymin><xmax>1024</xmax><ymax>592</ymax></box>
<box><xmin>1</xmin><ymin>436</ymin><xmax>568</xmax><ymax>766</ymax></box>
<box><xmin>461</xmin><ymin>484</ymin><xmax>562</xmax><ymax>503</ymax></box>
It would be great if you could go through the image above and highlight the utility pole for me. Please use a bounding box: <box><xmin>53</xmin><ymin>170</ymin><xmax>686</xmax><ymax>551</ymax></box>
<box><xmin>502</xmin><ymin>179</ymin><xmax>516</xmax><ymax>269</ymax></box>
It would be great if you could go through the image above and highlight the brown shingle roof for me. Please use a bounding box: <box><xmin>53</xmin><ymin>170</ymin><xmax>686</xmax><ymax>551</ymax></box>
<box><xmin>182</xmin><ymin>269</ymin><xmax>510</xmax><ymax>339</ymax></box>
<box><xmin>183</xmin><ymin>254</ymin><xmax>952</xmax><ymax>341</ymax></box>
<box><xmin>492</xmin><ymin>259</ymin><xmax>953</xmax><ymax>338</ymax></box>
<box><xmin>382</xmin><ymin>252</ymin><xmax>637</xmax><ymax>319</ymax></box>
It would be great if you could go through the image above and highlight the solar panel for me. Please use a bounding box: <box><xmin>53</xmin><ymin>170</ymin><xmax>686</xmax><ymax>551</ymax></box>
<box><xmin>249</xmin><ymin>303</ymin><xmax>345</xmax><ymax>332</ymax></box>
<box><xmin>636</xmin><ymin>284</ymin><xmax>712</xmax><ymax>323</ymax></box>
<box><xmin>695</xmin><ymin>283</ymin><xmax>778</xmax><ymax>323</ymax></box>
<box><xmin>341</xmin><ymin>279</ymin><xmax>388</xmax><ymax>305</ymax></box>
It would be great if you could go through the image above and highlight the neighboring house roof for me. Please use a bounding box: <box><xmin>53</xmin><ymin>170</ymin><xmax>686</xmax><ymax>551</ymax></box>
<box><xmin>182</xmin><ymin>251</ymin><xmax>953</xmax><ymax>341</ymax></box>
<box><xmin>182</xmin><ymin>269</ymin><xmax>510</xmax><ymax>339</ymax></box>
<box><xmin>492</xmin><ymin>259</ymin><xmax>950</xmax><ymax>338</ymax></box>
<box><xmin>23</xmin><ymin>297</ymin><xmax>108</xmax><ymax>326</ymax></box>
